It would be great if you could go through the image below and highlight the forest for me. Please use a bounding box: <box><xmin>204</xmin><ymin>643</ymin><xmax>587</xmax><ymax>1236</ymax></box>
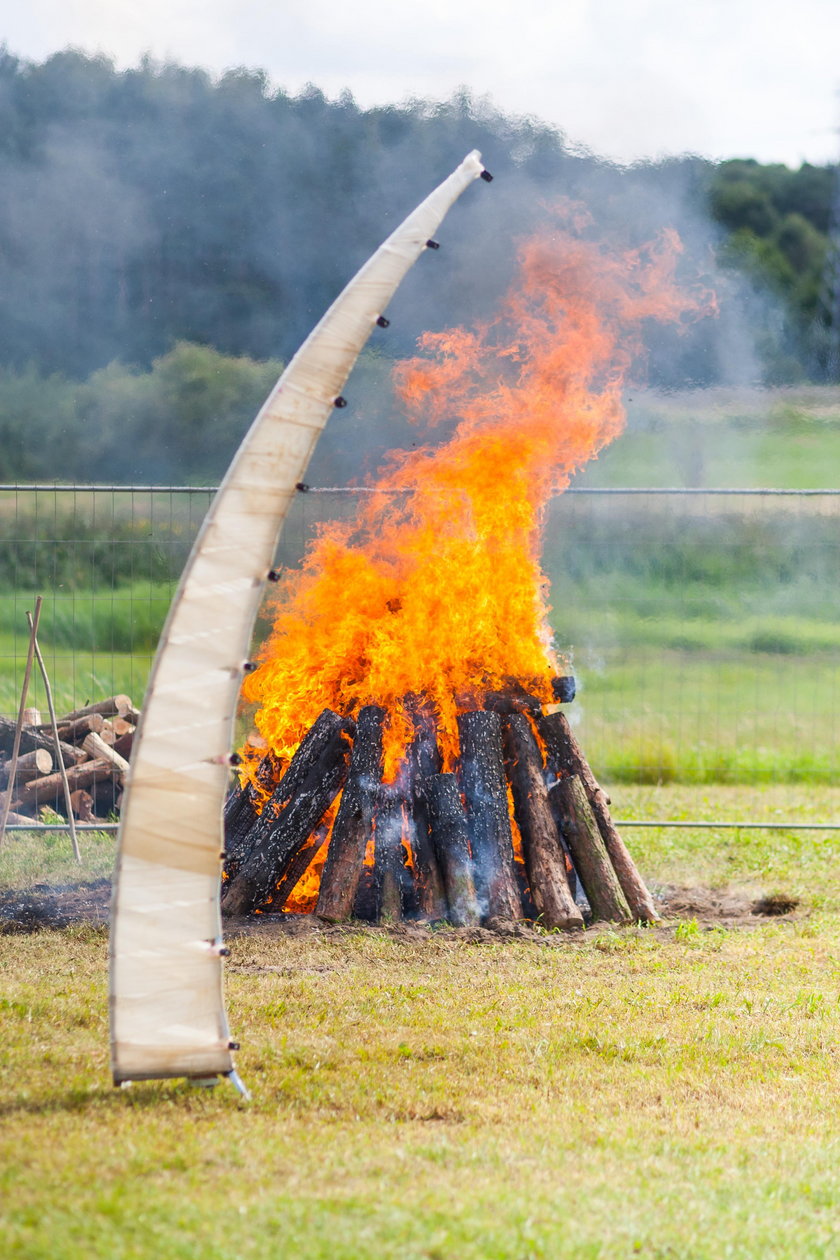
<box><xmin>0</xmin><ymin>46</ymin><xmax>836</xmax><ymax>482</ymax></box>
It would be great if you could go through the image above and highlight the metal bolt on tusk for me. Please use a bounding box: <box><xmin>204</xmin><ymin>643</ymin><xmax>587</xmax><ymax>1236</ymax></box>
<box><xmin>425</xmin><ymin>239</ymin><xmax>440</xmax><ymax>249</ymax></box>
<box><xmin>333</xmin><ymin>396</ymin><xmax>348</xmax><ymax>408</ymax></box>
<box><xmin>228</xmin><ymin>753</ymin><xmax>243</xmax><ymax>767</ymax></box>
<box><xmin>480</xmin><ymin>169</ymin><xmax>494</xmax><ymax>182</ymax></box>
<box><xmin>242</xmin><ymin>661</ymin><xmax>258</xmax><ymax>673</ymax></box>
<box><xmin>228</xmin><ymin>1041</ymin><xmax>240</xmax><ymax>1051</ymax></box>
<box><xmin>295</xmin><ymin>481</ymin><xmax>310</xmax><ymax>492</ymax></box>
<box><xmin>267</xmin><ymin>569</ymin><xmax>281</xmax><ymax>582</ymax></box>
<box><xmin>376</xmin><ymin>315</ymin><xmax>390</xmax><ymax>328</ymax></box>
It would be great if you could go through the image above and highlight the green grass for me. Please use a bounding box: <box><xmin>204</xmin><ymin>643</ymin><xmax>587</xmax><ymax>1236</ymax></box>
<box><xmin>4</xmin><ymin>788</ymin><xmax>840</xmax><ymax>1260</ymax></box>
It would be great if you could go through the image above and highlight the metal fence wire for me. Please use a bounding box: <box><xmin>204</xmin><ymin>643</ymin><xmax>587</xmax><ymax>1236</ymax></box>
<box><xmin>2</xmin><ymin>484</ymin><xmax>839</xmax><ymax>829</ymax></box>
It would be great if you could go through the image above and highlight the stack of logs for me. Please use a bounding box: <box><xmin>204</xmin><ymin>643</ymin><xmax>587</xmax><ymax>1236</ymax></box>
<box><xmin>1</xmin><ymin>694</ymin><xmax>139</xmax><ymax>824</ymax></box>
<box><xmin>222</xmin><ymin>681</ymin><xmax>659</xmax><ymax>927</ymax></box>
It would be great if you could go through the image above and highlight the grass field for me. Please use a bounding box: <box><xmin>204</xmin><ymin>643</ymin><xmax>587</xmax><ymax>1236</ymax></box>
<box><xmin>3</xmin><ymin>391</ymin><xmax>840</xmax><ymax>1256</ymax></box>
<box><xmin>3</xmin><ymin>784</ymin><xmax>840</xmax><ymax>1259</ymax></box>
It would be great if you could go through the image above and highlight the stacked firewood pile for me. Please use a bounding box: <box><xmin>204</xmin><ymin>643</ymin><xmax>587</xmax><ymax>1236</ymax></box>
<box><xmin>0</xmin><ymin>695</ymin><xmax>139</xmax><ymax>825</ymax></box>
<box><xmin>222</xmin><ymin>680</ymin><xmax>659</xmax><ymax>927</ymax></box>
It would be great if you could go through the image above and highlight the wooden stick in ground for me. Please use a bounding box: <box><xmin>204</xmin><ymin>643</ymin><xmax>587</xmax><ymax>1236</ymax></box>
<box><xmin>316</xmin><ymin>705</ymin><xmax>386</xmax><ymax>922</ymax></box>
<box><xmin>549</xmin><ymin>776</ymin><xmax>633</xmax><ymax>923</ymax></box>
<box><xmin>27</xmin><ymin>608</ymin><xmax>81</xmax><ymax>863</ymax></box>
<box><xmin>538</xmin><ymin>711</ymin><xmax>659</xmax><ymax>923</ymax></box>
<box><xmin>457</xmin><ymin>710</ymin><xmax>522</xmax><ymax>921</ymax></box>
<box><xmin>501</xmin><ymin>713</ymin><xmax>583</xmax><ymax>930</ymax></box>
<box><xmin>425</xmin><ymin>773</ymin><xmax>480</xmax><ymax>926</ymax></box>
<box><xmin>0</xmin><ymin>597</ymin><xmax>43</xmax><ymax>850</ymax></box>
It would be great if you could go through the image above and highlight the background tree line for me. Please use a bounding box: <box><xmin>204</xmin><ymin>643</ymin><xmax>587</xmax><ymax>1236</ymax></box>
<box><xmin>0</xmin><ymin>46</ymin><xmax>836</xmax><ymax>483</ymax></box>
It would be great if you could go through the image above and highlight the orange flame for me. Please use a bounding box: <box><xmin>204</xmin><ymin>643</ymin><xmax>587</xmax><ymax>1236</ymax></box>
<box><xmin>242</xmin><ymin>214</ymin><xmax>711</xmax><ymax>783</ymax></box>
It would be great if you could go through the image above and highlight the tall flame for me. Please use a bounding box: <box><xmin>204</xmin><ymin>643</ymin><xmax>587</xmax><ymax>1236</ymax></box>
<box><xmin>242</xmin><ymin>214</ymin><xmax>710</xmax><ymax>782</ymax></box>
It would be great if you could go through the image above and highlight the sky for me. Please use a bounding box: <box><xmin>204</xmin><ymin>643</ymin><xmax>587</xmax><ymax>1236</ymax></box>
<box><xmin>3</xmin><ymin>0</ymin><xmax>839</xmax><ymax>167</ymax></box>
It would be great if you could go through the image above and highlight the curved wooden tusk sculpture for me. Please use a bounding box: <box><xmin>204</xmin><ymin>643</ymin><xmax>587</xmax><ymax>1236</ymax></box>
<box><xmin>109</xmin><ymin>151</ymin><xmax>489</xmax><ymax>1093</ymax></box>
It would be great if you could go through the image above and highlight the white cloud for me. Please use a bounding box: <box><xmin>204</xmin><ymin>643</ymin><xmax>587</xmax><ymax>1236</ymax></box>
<box><xmin>2</xmin><ymin>0</ymin><xmax>838</xmax><ymax>165</ymax></box>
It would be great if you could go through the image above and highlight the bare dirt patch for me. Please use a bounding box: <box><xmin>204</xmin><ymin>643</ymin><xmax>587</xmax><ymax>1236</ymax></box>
<box><xmin>0</xmin><ymin>879</ymin><xmax>802</xmax><ymax>937</ymax></box>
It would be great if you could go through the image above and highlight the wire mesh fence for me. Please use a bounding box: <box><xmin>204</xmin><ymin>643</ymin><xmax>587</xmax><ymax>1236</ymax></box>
<box><xmin>2</xmin><ymin>483</ymin><xmax>839</xmax><ymax>829</ymax></box>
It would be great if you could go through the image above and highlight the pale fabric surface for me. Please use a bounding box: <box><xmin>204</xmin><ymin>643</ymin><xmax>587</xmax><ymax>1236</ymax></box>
<box><xmin>110</xmin><ymin>151</ymin><xmax>486</xmax><ymax>1084</ymax></box>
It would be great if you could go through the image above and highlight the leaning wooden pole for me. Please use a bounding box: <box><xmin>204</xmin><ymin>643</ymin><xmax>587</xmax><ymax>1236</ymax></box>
<box><xmin>109</xmin><ymin>151</ymin><xmax>492</xmax><ymax>1094</ymax></box>
<box><xmin>0</xmin><ymin>597</ymin><xmax>42</xmax><ymax>849</ymax></box>
<box><xmin>27</xmin><ymin>607</ymin><xmax>81</xmax><ymax>864</ymax></box>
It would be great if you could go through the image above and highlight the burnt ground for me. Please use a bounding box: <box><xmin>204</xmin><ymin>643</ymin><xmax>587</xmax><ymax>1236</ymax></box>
<box><xmin>0</xmin><ymin>879</ymin><xmax>802</xmax><ymax>938</ymax></box>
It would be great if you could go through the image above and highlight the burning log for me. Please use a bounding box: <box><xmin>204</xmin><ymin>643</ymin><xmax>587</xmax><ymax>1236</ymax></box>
<box><xmin>425</xmin><ymin>773</ymin><xmax>480</xmax><ymax>925</ymax></box>
<box><xmin>538</xmin><ymin>711</ymin><xmax>659</xmax><ymax>923</ymax></box>
<box><xmin>316</xmin><ymin>705</ymin><xmax>386</xmax><ymax>922</ymax></box>
<box><xmin>548</xmin><ymin>776</ymin><xmax>632</xmax><ymax>923</ymax></box>
<box><xmin>501</xmin><ymin>713</ymin><xmax>583</xmax><ymax>930</ymax></box>
<box><xmin>405</xmin><ymin>701</ymin><xmax>447</xmax><ymax>920</ymax></box>
<box><xmin>224</xmin><ymin>710</ymin><xmax>350</xmax><ymax>861</ymax></box>
<box><xmin>372</xmin><ymin>784</ymin><xmax>411</xmax><ymax>922</ymax></box>
<box><xmin>457</xmin><ymin>710</ymin><xmax>522</xmax><ymax>921</ymax></box>
<box><xmin>221</xmin><ymin>718</ymin><xmax>350</xmax><ymax>915</ymax></box>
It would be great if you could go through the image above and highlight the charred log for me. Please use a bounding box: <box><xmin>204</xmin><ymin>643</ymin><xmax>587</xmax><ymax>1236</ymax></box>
<box><xmin>221</xmin><ymin>724</ymin><xmax>350</xmax><ymax>916</ymax></box>
<box><xmin>316</xmin><ymin>705</ymin><xmax>386</xmax><ymax>922</ymax></box>
<box><xmin>549</xmin><ymin>775</ymin><xmax>632</xmax><ymax>923</ymax></box>
<box><xmin>405</xmin><ymin>700</ymin><xmax>446</xmax><ymax>920</ymax></box>
<box><xmin>501</xmin><ymin>713</ymin><xmax>583</xmax><ymax>930</ymax></box>
<box><xmin>425</xmin><ymin>773</ymin><xmax>480</xmax><ymax>926</ymax></box>
<box><xmin>457</xmin><ymin>710</ymin><xmax>522</xmax><ymax>921</ymax></box>
<box><xmin>538</xmin><ymin>711</ymin><xmax>659</xmax><ymax>923</ymax></box>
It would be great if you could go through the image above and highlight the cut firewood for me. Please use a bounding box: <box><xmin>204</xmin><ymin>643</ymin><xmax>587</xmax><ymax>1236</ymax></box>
<box><xmin>21</xmin><ymin>757</ymin><xmax>118</xmax><ymax>807</ymax></box>
<box><xmin>40</xmin><ymin>713</ymin><xmax>107</xmax><ymax>744</ymax></box>
<box><xmin>0</xmin><ymin>717</ymin><xmax>82</xmax><ymax>766</ymax></box>
<box><xmin>58</xmin><ymin>694</ymin><xmax>133</xmax><ymax>722</ymax></box>
<box><xmin>316</xmin><ymin>705</ymin><xmax>385</xmax><ymax>922</ymax></box>
<box><xmin>538</xmin><ymin>711</ymin><xmax>659</xmax><ymax>923</ymax></box>
<box><xmin>222</xmin><ymin>721</ymin><xmax>350</xmax><ymax>916</ymax></box>
<box><xmin>501</xmin><ymin>713</ymin><xmax>583</xmax><ymax>930</ymax></box>
<box><xmin>112</xmin><ymin>730</ymin><xmax>134</xmax><ymax>760</ymax></box>
<box><xmin>373</xmin><ymin>785</ymin><xmax>409</xmax><ymax>922</ymax></box>
<box><xmin>457</xmin><ymin>710</ymin><xmax>522</xmax><ymax>921</ymax></box>
<box><xmin>82</xmin><ymin>731</ymin><xmax>130</xmax><ymax>775</ymax></box>
<box><xmin>22</xmin><ymin>707</ymin><xmax>41</xmax><ymax>726</ymax></box>
<box><xmin>0</xmin><ymin>747</ymin><xmax>52</xmax><ymax>787</ymax></box>
<box><xmin>425</xmin><ymin>773</ymin><xmax>480</xmax><ymax>926</ymax></box>
<box><xmin>549</xmin><ymin>776</ymin><xmax>633</xmax><ymax>923</ymax></box>
<box><xmin>112</xmin><ymin>717</ymin><xmax>135</xmax><ymax>738</ymax></box>
<box><xmin>2</xmin><ymin>809</ymin><xmax>38</xmax><ymax>827</ymax></box>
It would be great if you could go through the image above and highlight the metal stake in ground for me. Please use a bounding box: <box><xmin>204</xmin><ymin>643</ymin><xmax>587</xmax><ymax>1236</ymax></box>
<box><xmin>27</xmin><ymin>606</ymin><xmax>81</xmax><ymax>864</ymax></box>
<box><xmin>0</xmin><ymin>597</ymin><xmax>43</xmax><ymax>849</ymax></box>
